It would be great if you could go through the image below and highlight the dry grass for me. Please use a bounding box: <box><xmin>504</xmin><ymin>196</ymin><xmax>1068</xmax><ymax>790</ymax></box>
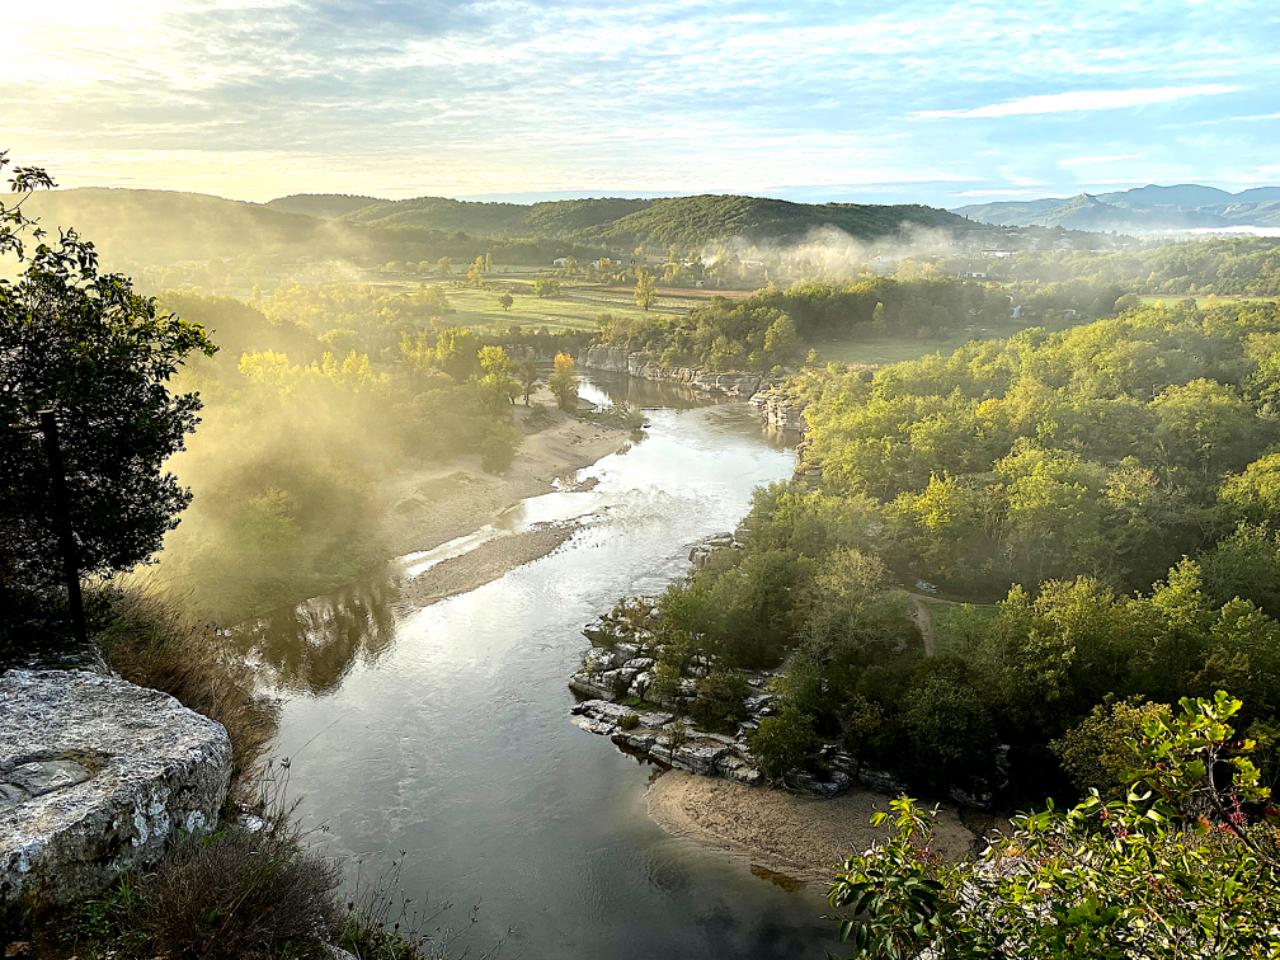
<box><xmin>90</xmin><ymin>584</ymin><xmax>277</xmax><ymax>793</ymax></box>
<box><xmin>46</xmin><ymin>772</ymin><xmax>339</xmax><ymax>960</ymax></box>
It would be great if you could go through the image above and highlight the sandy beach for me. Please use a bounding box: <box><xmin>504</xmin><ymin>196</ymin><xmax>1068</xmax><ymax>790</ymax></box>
<box><xmin>382</xmin><ymin>387</ymin><xmax>629</xmax><ymax>606</ymax></box>
<box><xmin>647</xmin><ymin>770</ymin><xmax>978</xmax><ymax>886</ymax></box>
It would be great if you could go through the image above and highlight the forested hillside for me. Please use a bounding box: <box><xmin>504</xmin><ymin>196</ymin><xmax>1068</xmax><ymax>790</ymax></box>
<box><xmin>615</xmin><ymin>298</ymin><xmax>1280</xmax><ymax>798</ymax></box>
<box><xmin>284</xmin><ymin>192</ymin><xmax>977</xmax><ymax>247</ymax></box>
<box><xmin>19</xmin><ymin>188</ymin><xmax>1000</xmax><ymax>278</ymax></box>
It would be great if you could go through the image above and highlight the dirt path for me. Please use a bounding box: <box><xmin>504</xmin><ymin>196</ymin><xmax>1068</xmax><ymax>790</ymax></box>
<box><xmin>907</xmin><ymin>595</ymin><xmax>937</xmax><ymax>657</ymax></box>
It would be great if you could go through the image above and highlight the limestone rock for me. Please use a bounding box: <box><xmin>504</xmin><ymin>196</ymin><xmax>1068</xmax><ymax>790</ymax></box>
<box><xmin>579</xmin><ymin>345</ymin><xmax>762</xmax><ymax>398</ymax></box>
<box><xmin>748</xmin><ymin>386</ymin><xmax>808</xmax><ymax>434</ymax></box>
<box><xmin>0</xmin><ymin>669</ymin><xmax>232</xmax><ymax>909</ymax></box>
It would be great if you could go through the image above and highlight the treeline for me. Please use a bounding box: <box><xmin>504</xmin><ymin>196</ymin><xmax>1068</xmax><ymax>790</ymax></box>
<box><xmin>595</xmin><ymin>277</ymin><xmax>1107</xmax><ymax>372</ymax></box>
<box><xmin>626</xmin><ymin>299</ymin><xmax>1280</xmax><ymax>798</ymax></box>
<box><xmin>1006</xmin><ymin>236</ymin><xmax>1280</xmax><ymax>297</ymax></box>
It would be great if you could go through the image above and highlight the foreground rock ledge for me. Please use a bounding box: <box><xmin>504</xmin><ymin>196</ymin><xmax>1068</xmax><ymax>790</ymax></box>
<box><xmin>0</xmin><ymin>669</ymin><xmax>232</xmax><ymax>909</ymax></box>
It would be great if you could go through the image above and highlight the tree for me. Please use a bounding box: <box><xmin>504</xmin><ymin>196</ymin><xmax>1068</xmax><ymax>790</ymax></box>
<box><xmin>498</xmin><ymin>292</ymin><xmax>514</xmax><ymax>312</ymax></box>
<box><xmin>635</xmin><ymin>270</ymin><xmax>657</xmax><ymax>311</ymax></box>
<box><xmin>533</xmin><ymin>277</ymin><xmax>561</xmax><ymax>298</ymax></box>
<box><xmin>1051</xmin><ymin>697</ymin><xmax>1172</xmax><ymax>795</ymax></box>
<box><xmin>477</xmin><ymin>345</ymin><xmax>519</xmax><ymax>409</ymax></box>
<box><xmin>518</xmin><ymin>359</ymin><xmax>539</xmax><ymax>405</ymax></box>
<box><xmin>762</xmin><ymin>312</ymin><xmax>797</xmax><ymax>364</ymax></box>
<box><xmin>426</xmin><ymin>327</ymin><xmax>482</xmax><ymax>381</ymax></box>
<box><xmin>829</xmin><ymin>692</ymin><xmax>1279</xmax><ymax>959</ymax></box>
<box><xmin>0</xmin><ymin>154</ymin><xmax>215</xmax><ymax>632</ymax></box>
<box><xmin>435</xmin><ymin>256</ymin><xmax>452</xmax><ymax>275</ymax></box>
<box><xmin>1220</xmin><ymin>452</ymin><xmax>1280</xmax><ymax>524</ymax></box>
<box><xmin>466</xmin><ymin>255</ymin><xmax>486</xmax><ymax>288</ymax></box>
<box><xmin>549</xmin><ymin>352</ymin><xmax>578</xmax><ymax>410</ymax></box>
<box><xmin>748</xmin><ymin>708</ymin><xmax>821</xmax><ymax>781</ymax></box>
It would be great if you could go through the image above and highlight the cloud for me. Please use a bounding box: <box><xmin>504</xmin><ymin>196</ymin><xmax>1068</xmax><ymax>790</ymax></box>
<box><xmin>1</xmin><ymin>2</ymin><xmax>1276</xmax><ymax>203</ymax></box>
<box><xmin>1061</xmin><ymin>153</ymin><xmax>1145</xmax><ymax>168</ymax></box>
<box><xmin>915</xmin><ymin>84</ymin><xmax>1243</xmax><ymax>119</ymax></box>
<box><xmin>952</xmin><ymin>188</ymin><xmax>1057</xmax><ymax>198</ymax></box>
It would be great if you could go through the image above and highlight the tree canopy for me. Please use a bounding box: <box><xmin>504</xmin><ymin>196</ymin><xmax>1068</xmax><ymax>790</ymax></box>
<box><xmin>0</xmin><ymin>154</ymin><xmax>214</xmax><ymax>639</ymax></box>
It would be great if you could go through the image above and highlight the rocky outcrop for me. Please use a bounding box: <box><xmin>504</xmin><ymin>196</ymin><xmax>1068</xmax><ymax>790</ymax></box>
<box><xmin>748</xmin><ymin>385</ymin><xmax>808</xmax><ymax>433</ymax></box>
<box><xmin>567</xmin><ymin>598</ymin><xmax>973</xmax><ymax>801</ymax></box>
<box><xmin>580</xmin><ymin>345</ymin><xmax>762</xmax><ymax>398</ymax></box>
<box><xmin>571</xmin><ymin>700</ymin><xmax>762</xmax><ymax>786</ymax></box>
<box><xmin>1</xmin><ymin>670</ymin><xmax>232</xmax><ymax>909</ymax></box>
<box><xmin>688</xmin><ymin>532</ymin><xmax>739</xmax><ymax>570</ymax></box>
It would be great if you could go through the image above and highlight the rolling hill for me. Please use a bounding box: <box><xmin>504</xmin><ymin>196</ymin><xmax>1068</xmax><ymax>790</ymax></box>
<box><xmin>270</xmin><ymin>192</ymin><xmax>977</xmax><ymax>247</ymax></box>
<box><xmin>955</xmin><ymin>183</ymin><xmax>1280</xmax><ymax>232</ymax></box>
<box><xmin>19</xmin><ymin>188</ymin><xmax>996</xmax><ymax>271</ymax></box>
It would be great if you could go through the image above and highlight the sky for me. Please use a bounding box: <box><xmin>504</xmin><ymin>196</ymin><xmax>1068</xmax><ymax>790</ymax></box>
<box><xmin>3</xmin><ymin>0</ymin><xmax>1279</xmax><ymax>207</ymax></box>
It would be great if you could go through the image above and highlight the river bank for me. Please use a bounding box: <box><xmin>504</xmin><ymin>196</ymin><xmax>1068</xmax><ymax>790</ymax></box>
<box><xmin>382</xmin><ymin>386</ymin><xmax>630</xmax><ymax>604</ymax></box>
<box><xmin>647</xmin><ymin>771</ymin><xmax>977</xmax><ymax>886</ymax></box>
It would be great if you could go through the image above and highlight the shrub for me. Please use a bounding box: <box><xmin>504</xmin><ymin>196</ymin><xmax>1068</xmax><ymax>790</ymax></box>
<box><xmin>130</xmin><ymin>820</ymin><xmax>339</xmax><ymax>959</ymax></box>
<box><xmin>748</xmin><ymin>708</ymin><xmax>821</xmax><ymax>781</ymax></box>
<box><xmin>619</xmin><ymin>712</ymin><xmax>641</xmax><ymax>731</ymax></box>
<box><xmin>688</xmin><ymin>669</ymin><xmax>750</xmax><ymax>732</ymax></box>
<box><xmin>51</xmin><ymin>774</ymin><xmax>337</xmax><ymax>960</ymax></box>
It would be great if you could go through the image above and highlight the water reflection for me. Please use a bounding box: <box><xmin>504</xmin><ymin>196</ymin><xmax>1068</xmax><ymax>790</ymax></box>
<box><xmin>231</xmin><ymin>374</ymin><xmax>701</xmax><ymax>694</ymax></box>
<box><xmin>235</xmin><ymin>574</ymin><xmax>397</xmax><ymax>695</ymax></box>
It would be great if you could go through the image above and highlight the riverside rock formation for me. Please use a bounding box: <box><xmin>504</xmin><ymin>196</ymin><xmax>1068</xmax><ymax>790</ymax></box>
<box><xmin>579</xmin><ymin>345</ymin><xmax>762</xmax><ymax>398</ymax></box>
<box><xmin>0</xmin><ymin>669</ymin><xmax>232</xmax><ymax>909</ymax></box>
<box><xmin>748</xmin><ymin>384</ymin><xmax>808</xmax><ymax>433</ymax></box>
<box><xmin>568</xmin><ymin>596</ymin><xmax>875</xmax><ymax>797</ymax></box>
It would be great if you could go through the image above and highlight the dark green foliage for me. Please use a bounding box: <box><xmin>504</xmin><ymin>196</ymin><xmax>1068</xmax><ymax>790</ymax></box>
<box><xmin>897</xmin><ymin>659</ymin><xmax>997</xmax><ymax>787</ymax></box>
<box><xmin>1050</xmin><ymin>698</ymin><xmax>1172</xmax><ymax>796</ymax></box>
<box><xmin>688</xmin><ymin>670</ymin><xmax>750</xmax><ymax>731</ymax></box>
<box><xmin>749</xmin><ymin>709</ymin><xmax>823</xmax><ymax>782</ymax></box>
<box><xmin>308</xmin><ymin>191</ymin><xmax>972</xmax><ymax>250</ymax></box>
<box><xmin>1199</xmin><ymin>523</ymin><xmax>1280</xmax><ymax>615</ymax></box>
<box><xmin>801</xmin><ymin>300</ymin><xmax>1280</xmax><ymax>595</ymax></box>
<box><xmin>638</xmin><ymin>298</ymin><xmax>1280</xmax><ymax>797</ymax></box>
<box><xmin>0</xmin><ymin>157</ymin><xmax>215</xmax><ymax>643</ymax></box>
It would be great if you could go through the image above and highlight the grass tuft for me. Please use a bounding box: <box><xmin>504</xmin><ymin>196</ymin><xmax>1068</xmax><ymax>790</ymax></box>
<box><xmin>91</xmin><ymin>583</ymin><xmax>277</xmax><ymax>794</ymax></box>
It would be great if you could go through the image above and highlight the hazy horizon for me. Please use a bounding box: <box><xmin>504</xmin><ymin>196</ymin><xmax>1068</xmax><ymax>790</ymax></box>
<box><xmin>6</xmin><ymin>1</ymin><xmax>1278</xmax><ymax>207</ymax></box>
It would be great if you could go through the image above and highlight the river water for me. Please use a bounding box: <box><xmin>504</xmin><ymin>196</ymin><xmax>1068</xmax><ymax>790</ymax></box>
<box><xmin>249</xmin><ymin>375</ymin><xmax>831</xmax><ymax>958</ymax></box>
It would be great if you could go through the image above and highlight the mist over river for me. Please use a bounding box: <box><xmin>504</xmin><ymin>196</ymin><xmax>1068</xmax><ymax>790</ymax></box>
<box><xmin>244</xmin><ymin>375</ymin><xmax>831</xmax><ymax>958</ymax></box>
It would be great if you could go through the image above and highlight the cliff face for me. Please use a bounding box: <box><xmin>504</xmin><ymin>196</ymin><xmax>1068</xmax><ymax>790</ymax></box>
<box><xmin>579</xmin><ymin>345</ymin><xmax>762</xmax><ymax>398</ymax></box>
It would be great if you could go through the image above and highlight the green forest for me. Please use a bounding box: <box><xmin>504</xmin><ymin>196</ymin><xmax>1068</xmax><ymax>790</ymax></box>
<box><xmin>628</xmin><ymin>296</ymin><xmax>1280</xmax><ymax>799</ymax></box>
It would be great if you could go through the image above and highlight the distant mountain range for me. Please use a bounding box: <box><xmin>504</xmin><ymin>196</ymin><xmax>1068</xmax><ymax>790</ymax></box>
<box><xmin>955</xmin><ymin>184</ymin><xmax>1280</xmax><ymax>233</ymax></box>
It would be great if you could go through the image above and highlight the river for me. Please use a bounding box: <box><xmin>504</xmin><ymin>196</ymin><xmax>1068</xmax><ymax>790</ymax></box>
<box><xmin>247</xmin><ymin>374</ymin><xmax>831</xmax><ymax>959</ymax></box>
